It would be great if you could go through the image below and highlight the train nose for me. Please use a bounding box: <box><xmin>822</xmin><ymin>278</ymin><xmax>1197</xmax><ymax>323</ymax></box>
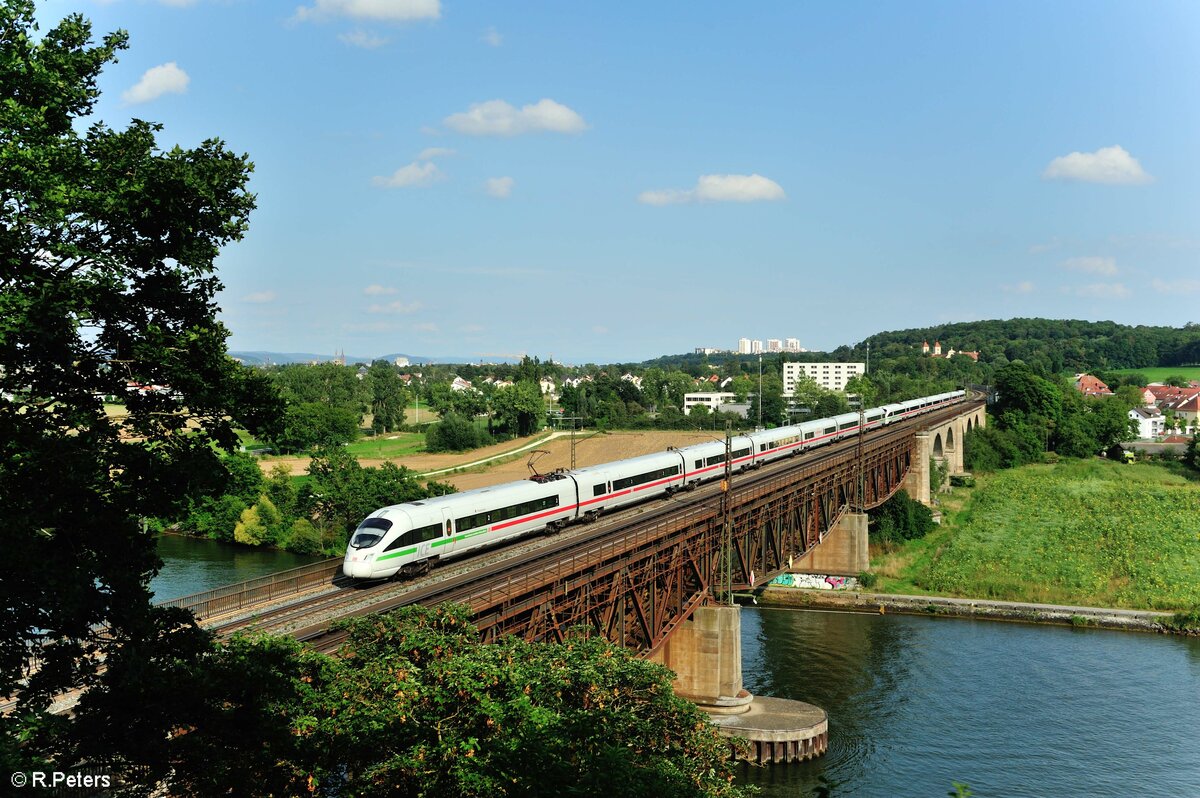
<box><xmin>343</xmin><ymin>557</ymin><xmax>370</xmax><ymax>579</ymax></box>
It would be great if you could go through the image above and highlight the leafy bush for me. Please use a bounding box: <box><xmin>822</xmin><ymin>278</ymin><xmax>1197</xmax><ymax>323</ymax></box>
<box><xmin>425</xmin><ymin>411</ymin><xmax>488</xmax><ymax>452</ymax></box>
<box><xmin>283</xmin><ymin>518</ymin><xmax>323</xmax><ymax>555</ymax></box>
<box><xmin>869</xmin><ymin>489</ymin><xmax>935</xmax><ymax>545</ymax></box>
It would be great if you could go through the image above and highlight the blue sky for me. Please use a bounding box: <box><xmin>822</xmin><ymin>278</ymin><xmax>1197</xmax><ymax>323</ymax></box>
<box><xmin>46</xmin><ymin>1</ymin><xmax>1200</xmax><ymax>363</ymax></box>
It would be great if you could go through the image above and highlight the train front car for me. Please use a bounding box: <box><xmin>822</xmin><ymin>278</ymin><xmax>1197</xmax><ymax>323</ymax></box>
<box><xmin>343</xmin><ymin>504</ymin><xmax>450</xmax><ymax>580</ymax></box>
<box><xmin>344</xmin><ymin>509</ymin><xmax>401</xmax><ymax>579</ymax></box>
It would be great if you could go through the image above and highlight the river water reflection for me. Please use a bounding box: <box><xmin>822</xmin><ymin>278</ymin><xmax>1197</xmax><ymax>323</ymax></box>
<box><xmin>737</xmin><ymin>607</ymin><xmax>1200</xmax><ymax>797</ymax></box>
<box><xmin>151</xmin><ymin>534</ymin><xmax>324</xmax><ymax>602</ymax></box>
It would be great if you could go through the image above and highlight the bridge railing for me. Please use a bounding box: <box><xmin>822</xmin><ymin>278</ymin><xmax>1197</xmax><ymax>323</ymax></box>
<box><xmin>156</xmin><ymin>557</ymin><xmax>343</xmax><ymax>621</ymax></box>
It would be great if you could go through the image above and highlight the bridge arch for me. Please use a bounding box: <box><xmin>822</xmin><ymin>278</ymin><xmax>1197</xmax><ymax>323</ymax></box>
<box><xmin>947</xmin><ymin>427</ymin><xmax>956</xmax><ymax>449</ymax></box>
<box><xmin>933</xmin><ymin>432</ymin><xmax>944</xmax><ymax>458</ymax></box>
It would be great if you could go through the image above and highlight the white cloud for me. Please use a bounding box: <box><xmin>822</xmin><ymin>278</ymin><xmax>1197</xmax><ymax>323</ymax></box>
<box><xmin>1073</xmin><ymin>283</ymin><xmax>1130</xmax><ymax>299</ymax></box>
<box><xmin>368</xmin><ymin>299</ymin><xmax>422</xmax><ymax>314</ymax></box>
<box><xmin>592</xmin><ymin>326</ymin><xmax>609</xmax><ymax>335</ymax></box>
<box><xmin>639</xmin><ymin>173</ymin><xmax>786</xmax><ymax>205</ymax></box>
<box><xmin>444</xmin><ymin>99</ymin><xmax>587</xmax><ymax>136</ymax></box>
<box><xmin>485</xmin><ymin>176</ymin><xmax>514</xmax><ymax>199</ymax></box>
<box><xmin>363</xmin><ymin>284</ymin><xmax>397</xmax><ymax>295</ymax></box>
<box><xmin>1151</xmin><ymin>278</ymin><xmax>1200</xmax><ymax>295</ymax></box>
<box><xmin>242</xmin><ymin>291</ymin><xmax>277</xmax><ymax>303</ymax></box>
<box><xmin>1002</xmin><ymin>281</ymin><xmax>1035</xmax><ymax>294</ymax></box>
<box><xmin>414</xmin><ymin>322</ymin><xmax>439</xmax><ymax>333</ymax></box>
<box><xmin>1028</xmin><ymin>238</ymin><xmax>1061</xmax><ymax>254</ymax></box>
<box><xmin>417</xmin><ymin>147</ymin><xmax>454</xmax><ymax>160</ymax></box>
<box><xmin>460</xmin><ymin>324</ymin><xmax>485</xmax><ymax>333</ymax></box>
<box><xmin>158</xmin><ymin>0</ymin><xmax>198</xmax><ymax>7</ymax></box>
<box><xmin>482</xmin><ymin>27</ymin><xmax>502</xmax><ymax>46</ymax></box>
<box><xmin>1062</xmin><ymin>256</ymin><xmax>1118</xmax><ymax>276</ymax></box>
<box><xmin>371</xmin><ymin>161</ymin><xmax>442</xmax><ymax>188</ymax></box>
<box><xmin>293</xmin><ymin>0</ymin><xmax>440</xmax><ymax>23</ymax></box>
<box><xmin>1042</xmin><ymin>145</ymin><xmax>1152</xmax><ymax>185</ymax></box>
<box><xmin>121</xmin><ymin>62</ymin><xmax>189</xmax><ymax>105</ymax></box>
<box><xmin>339</xmin><ymin>30</ymin><xmax>389</xmax><ymax>48</ymax></box>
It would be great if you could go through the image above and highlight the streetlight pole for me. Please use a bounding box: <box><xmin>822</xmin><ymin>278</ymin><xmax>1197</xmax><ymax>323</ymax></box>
<box><xmin>757</xmin><ymin>354</ymin><xmax>762</xmax><ymax>430</ymax></box>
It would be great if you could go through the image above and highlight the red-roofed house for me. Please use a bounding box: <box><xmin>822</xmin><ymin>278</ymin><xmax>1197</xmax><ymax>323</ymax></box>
<box><xmin>1074</xmin><ymin>374</ymin><xmax>1113</xmax><ymax>397</ymax></box>
<box><xmin>1167</xmin><ymin>395</ymin><xmax>1199</xmax><ymax>433</ymax></box>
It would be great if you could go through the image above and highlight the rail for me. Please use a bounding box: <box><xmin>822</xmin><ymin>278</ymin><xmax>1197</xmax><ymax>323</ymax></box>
<box><xmin>156</xmin><ymin>557</ymin><xmax>343</xmax><ymax>621</ymax></box>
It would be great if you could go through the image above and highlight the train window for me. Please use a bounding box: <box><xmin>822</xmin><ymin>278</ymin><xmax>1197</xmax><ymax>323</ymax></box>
<box><xmin>695</xmin><ymin>459</ymin><xmax>704</xmax><ymax>469</ymax></box>
<box><xmin>612</xmin><ymin>465</ymin><xmax>680</xmax><ymax>491</ymax></box>
<box><xmin>705</xmin><ymin>454</ymin><xmax>725</xmax><ymax>467</ymax></box>
<box><xmin>356</xmin><ymin>517</ymin><xmax>392</xmax><ymax>533</ymax></box>
<box><xmin>350</xmin><ymin>531</ymin><xmax>384</xmax><ymax>549</ymax></box>
<box><xmin>760</xmin><ymin>443</ymin><xmax>770</xmax><ymax>452</ymax></box>
<box><xmin>824</xmin><ymin>426</ymin><xmax>835</xmax><ymax>435</ymax></box>
<box><xmin>805</xmin><ymin>431</ymin><xmax>815</xmax><ymax>440</ymax></box>
<box><xmin>594</xmin><ymin>483</ymin><xmax>606</xmax><ymax>497</ymax></box>
<box><xmin>732</xmin><ymin>447</ymin><xmax>750</xmax><ymax>459</ymax></box>
<box><xmin>456</xmin><ymin>495</ymin><xmax>559</xmax><ymax>532</ymax></box>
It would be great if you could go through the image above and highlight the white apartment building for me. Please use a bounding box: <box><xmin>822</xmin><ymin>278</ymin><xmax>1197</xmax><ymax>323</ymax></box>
<box><xmin>683</xmin><ymin>392</ymin><xmax>737</xmax><ymax>415</ymax></box>
<box><xmin>783</xmin><ymin>362</ymin><xmax>865</xmax><ymax>395</ymax></box>
<box><xmin>766</xmin><ymin>339</ymin><xmax>782</xmax><ymax>352</ymax></box>
<box><xmin>738</xmin><ymin>338</ymin><xmax>751</xmax><ymax>354</ymax></box>
<box><xmin>784</xmin><ymin>338</ymin><xmax>802</xmax><ymax>352</ymax></box>
<box><xmin>750</xmin><ymin>339</ymin><xmax>763</xmax><ymax>354</ymax></box>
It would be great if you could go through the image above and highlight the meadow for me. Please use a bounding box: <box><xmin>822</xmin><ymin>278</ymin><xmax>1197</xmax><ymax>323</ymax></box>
<box><xmin>1109</xmin><ymin>366</ymin><xmax>1200</xmax><ymax>384</ymax></box>
<box><xmin>871</xmin><ymin>460</ymin><xmax>1200</xmax><ymax>611</ymax></box>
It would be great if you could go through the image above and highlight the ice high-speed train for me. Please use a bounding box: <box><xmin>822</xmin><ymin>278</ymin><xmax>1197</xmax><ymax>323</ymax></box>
<box><xmin>342</xmin><ymin>390</ymin><xmax>964</xmax><ymax>580</ymax></box>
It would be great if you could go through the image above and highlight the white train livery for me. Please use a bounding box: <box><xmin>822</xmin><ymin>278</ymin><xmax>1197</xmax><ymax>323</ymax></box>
<box><xmin>343</xmin><ymin>390</ymin><xmax>965</xmax><ymax>580</ymax></box>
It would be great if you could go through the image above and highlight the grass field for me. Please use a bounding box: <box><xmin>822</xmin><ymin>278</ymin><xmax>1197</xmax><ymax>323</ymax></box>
<box><xmin>344</xmin><ymin>432</ymin><xmax>427</xmax><ymax>459</ymax></box>
<box><xmin>871</xmin><ymin>460</ymin><xmax>1200</xmax><ymax>611</ymax></box>
<box><xmin>1109</xmin><ymin>366</ymin><xmax>1200</xmax><ymax>384</ymax></box>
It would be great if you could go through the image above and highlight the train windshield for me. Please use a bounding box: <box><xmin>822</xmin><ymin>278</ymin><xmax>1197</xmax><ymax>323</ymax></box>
<box><xmin>350</xmin><ymin>517</ymin><xmax>393</xmax><ymax>549</ymax></box>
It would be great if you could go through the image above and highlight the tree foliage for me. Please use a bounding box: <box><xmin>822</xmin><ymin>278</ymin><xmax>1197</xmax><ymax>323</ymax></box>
<box><xmin>367</xmin><ymin>359</ymin><xmax>407</xmax><ymax>432</ymax></box>
<box><xmin>151</xmin><ymin>606</ymin><xmax>749</xmax><ymax>798</ymax></box>
<box><xmin>869</xmin><ymin>489</ymin><xmax>935</xmax><ymax>545</ymax></box>
<box><xmin>0</xmin><ymin>2</ymin><xmax>279</xmax><ymax>762</ymax></box>
<box><xmin>300</xmin><ymin>447</ymin><xmax>454</xmax><ymax>540</ymax></box>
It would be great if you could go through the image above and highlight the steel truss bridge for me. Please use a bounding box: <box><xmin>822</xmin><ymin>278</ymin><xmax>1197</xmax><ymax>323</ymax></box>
<box><xmin>299</xmin><ymin>401</ymin><xmax>982</xmax><ymax>656</ymax></box>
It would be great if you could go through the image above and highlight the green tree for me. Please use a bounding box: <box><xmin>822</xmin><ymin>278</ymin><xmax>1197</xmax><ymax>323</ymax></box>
<box><xmin>233</xmin><ymin>503</ymin><xmax>266</xmax><ymax>546</ymax></box>
<box><xmin>275</xmin><ymin>401</ymin><xmax>360</xmax><ymax>451</ymax></box>
<box><xmin>284</xmin><ymin>518</ymin><xmax>323</xmax><ymax>555</ymax></box>
<box><xmin>845</xmin><ymin>373</ymin><xmax>879</xmax><ymax>408</ymax></box>
<box><xmin>301</xmin><ymin>447</ymin><xmax>454</xmax><ymax>536</ymax></box>
<box><xmin>367</xmin><ymin>359</ymin><xmax>407</xmax><ymax>433</ymax></box>
<box><xmin>425</xmin><ymin>410</ymin><xmax>486</xmax><ymax>452</ymax></box>
<box><xmin>271</xmin><ymin>361</ymin><xmax>369</xmax><ymax>419</ymax></box>
<box><xmin>0</xmin><ymin>1</ymin><xmax>279</xmax><ymax>772</ymax></box>
<box><xmin>493</xmin><ymin>380</ymin><xmax>544</xmax><ymax>436</ymax></box>
<box><xmin>748</xmin><ymin>371</ymin><xmax>785</xmax><ymax>427</ymax></box>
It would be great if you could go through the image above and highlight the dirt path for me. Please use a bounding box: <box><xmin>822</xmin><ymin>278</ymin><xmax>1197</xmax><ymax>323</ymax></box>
<box><xmin>261</xmin><ymin>429</ymin><xmax>719</xmax><ymax>492</ymax></box>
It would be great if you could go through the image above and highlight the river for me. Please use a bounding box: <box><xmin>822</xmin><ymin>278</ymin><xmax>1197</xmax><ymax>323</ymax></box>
<box><xmin>151</xmin><ymin>534</ymin><xmax>324</xmax><ymax>602</ymax></box>
<box><xmin>738</xmin><ymin>606</ymin><xmax>1200</xmax><ymax>797</ymax></box>
<box><xmin>154</xmin><ymin>540</ymin><xmax>1200</xmax><ymax>795</ymax></box>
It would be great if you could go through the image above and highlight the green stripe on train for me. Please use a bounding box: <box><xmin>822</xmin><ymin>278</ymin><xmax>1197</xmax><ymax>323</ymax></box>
<box><xmin>377</xmin><ymin>547</ymin><xmax>417</xmax><ymax>561</ymax></box>
<box><xmin>431</xmin><ymin>528</ymin><xmax>489</xmax><ymax>548</ymax></box>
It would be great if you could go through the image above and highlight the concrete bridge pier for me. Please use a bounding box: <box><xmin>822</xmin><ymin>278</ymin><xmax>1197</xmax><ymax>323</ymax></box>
<box><xmin>903</xmin><ymin>432</ymin><xmax>932</xmax><ymax>504</ymax></box>
<box><xmin>655</xmin><ymin>604</ymin><xmax>828</xmax><ymax>763</ymax></box>
<box><xmin>790</xmin><ymin>511</ymin><xmax>869</xmax><ymax>576</ymax></box>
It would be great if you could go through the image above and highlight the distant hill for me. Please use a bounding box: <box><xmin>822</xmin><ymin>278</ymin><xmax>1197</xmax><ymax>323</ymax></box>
<box><xmin>228</xmin><ymin>351</ymin><xmax>520</xmax><ymax>366</ymax></box>
<box><xmin>641</xmin><ymin>318</ymin><xmax>1200</xmax><ymax>379</ymax></box>
<box><xmin>851</xmin><ymin>318</ymin><xmax>1200</xmax><ymax>374</ymax></box>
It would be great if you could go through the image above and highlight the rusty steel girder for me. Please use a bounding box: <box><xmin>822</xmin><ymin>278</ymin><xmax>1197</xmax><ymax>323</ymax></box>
<box><xmin>468</xmin><ymin>431</ymin><xmax>916</xmax><ymax>654</ymax></box>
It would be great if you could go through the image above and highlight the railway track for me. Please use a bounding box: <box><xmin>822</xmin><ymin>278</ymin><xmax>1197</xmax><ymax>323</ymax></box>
<box><xmin>277</xmin><ymin>402</ymin><xmax>980</xmax><ymax>654</ymax></box>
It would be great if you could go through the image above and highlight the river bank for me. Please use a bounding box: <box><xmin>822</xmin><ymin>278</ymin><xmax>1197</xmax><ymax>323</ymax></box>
<box><xmin>754</xmin><ymin>586</ymin><xmax>1188</xmax><ymax>635</ymax></box>
<box><xmin>868</xmin><ymin>459</ymin><xmax>1200</xmax><ymax>612</ymax></box>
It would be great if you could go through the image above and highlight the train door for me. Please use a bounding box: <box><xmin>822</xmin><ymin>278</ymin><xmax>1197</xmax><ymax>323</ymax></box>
<box><xmin>430</xmin><ymin>510</ymin><xmax>454</xmax><ymax>556</ymax></box>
